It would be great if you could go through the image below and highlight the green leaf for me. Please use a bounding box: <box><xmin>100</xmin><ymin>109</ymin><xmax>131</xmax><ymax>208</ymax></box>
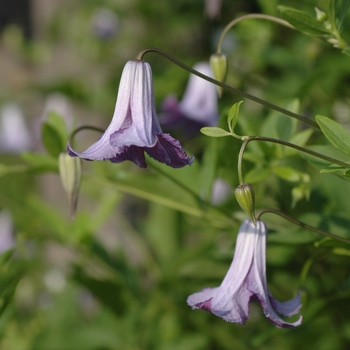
<box><xmin>316</xmin><ymin>115</ymin><xmax>350</xmax><ymax>156</ymax></box>
<box><xmin>200</xmin><ymin>127</ymin><xmax>231</xmax><ymax>137</ymax></box>
<box><xmin>303</xmin><ymin>144</ymin><xmax>350</xmax><ymax>168</ymax></box>
<box><xmin>320</xmin><ymin>166</ymin><xmax>348</xmax><ymax>175</ymax></box>
<box><xmin>41</xmin><ymin>124</ymin><xmax>64</xmax><ymax>158</ymax></box>
<box><xmin>335</xmin><ymin>0</ymin><xmax>350</xmax><ymax>29</ymax></box>
<box><xmin>46</xmin><ymin>111</ymin><xmax>69</xmax><ymax>143</ymax></box>
<box><xmin>342</xmin><ymin>48</ymin><xmax>350</xmax><ymax>56</ymax></box>
<box><xmin>41</xmin><ymin>112</ymin><xmax>68</xmax><ymax>158</ymax></box>
<box><xmin>227</xmin><ymin>101</ymin><xmax>243</xmax><ymax>134</ymax></box>
<box><xmin>273</xmin><ymin>166</ymin><xmax>301</xmax><ymax>182</ymax></box>
<box><xmin>21</xmin><ymin>152</ymin><xmax>59</xmax><ymax>172</ymax></box>
<box><xmin>278</xmin><ymin>6</ymin><xmax>332</xmax><ymax>35</ymax></box>
<box><xmin>244</xmin><ymin>167</ymin><xmax>270</xmax><ymax>183</ymax></box>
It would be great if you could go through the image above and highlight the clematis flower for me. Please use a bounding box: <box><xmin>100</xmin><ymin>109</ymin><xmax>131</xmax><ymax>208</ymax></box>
<box><xmin>187</xmin><ymin>219</ymin><xmax>302</xmax><ymax>328</ymax></box>
<box><xmin>67</xmin><ymin>60</ymin><xmax>193</xmax><ymax>168</ymax></box>
<box><xmin>160</xmin><ymin>62</ymin><xmax>218</xmax><ymax>136</ymax></box>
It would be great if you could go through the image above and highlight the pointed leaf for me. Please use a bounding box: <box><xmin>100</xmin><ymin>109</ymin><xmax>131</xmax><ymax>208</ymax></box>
<box><xmin>273</xmin><ymin>166</ymin><xmax>301</xmax><ymax>182</ymax></box>
<box><xmin>279</xmin><ymin>6</ymin><xmax>332</xmax><ymax>35</ymax></box>
<box><xmin>227</xmin><ymin>101</ymin><xmax>243</xmax><ymax>134</ymax></box>
<box><xmin>200</xmin><ymin>127</ymin><xmax>231</xmax><ymax>137</ymax></box>
<box><xmin>316</xmin><ymin>115</ymin><xmax>350</xmax><ymax>156</ymax></box>
<box><xmin>41</xmin><ymin>123</ymin><xmax>64</xmax><ymax>158</ymax></box>
<box><xmin>41</xmin><ymin>112</ymin><xmax>69</xmax><ymax>158</ymax></box>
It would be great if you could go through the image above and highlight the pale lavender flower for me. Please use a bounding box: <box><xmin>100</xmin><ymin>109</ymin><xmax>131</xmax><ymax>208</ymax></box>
<box><xmin>204</xmin><ymin>0</ymin><xmax>222</xmax><ymax>19</ymax></box>
<box><xmin>210</xmin><ymin>178</ymin><xmax>232</xmax><ymax>205</ymax></box>
<box><xmin>187</xmin><ymin>219</ymin><xmax>302</xmax><ymax>328</ymax></box>
<box><xmin>0</xmin><ymin>103</ymin><xmax>32</xmax><ymax>153</ymax></box>
<box><xmin>68</xmin><ymin>60</ymin><xmax>193</xmax><ymax>168</ymax></box>
<box><xmin>160</xmin><ymin>62</ymin><xmax>218</xmax><ymax>134</ymax></box>
<box><xmin>90</xmin><ymin>8</ymin><xmax>119</xmax><ymax>40</ymax></box>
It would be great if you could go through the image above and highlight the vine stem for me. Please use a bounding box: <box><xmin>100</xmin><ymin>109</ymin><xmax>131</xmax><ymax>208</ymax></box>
<box><xmin>237</xmin><ymin>135</ymin><xmax>350</xmax><ymax>184</ymax></box>
<box><xmin>68</xmin><ymin>125</ymin><xmax>105</xmax><ymax>149</ymax></box>
<box><xmin>216</xmin><ymin>13</ymin><xmax>294</xmax><ymax>53</ymax></box>
<box><xmin>257</xmin><ymin>208</ymin><xmax>350</xmax><ymax>244</ymax></box>
<box><xmin>136</xmin><ymin>47</ymin><xmax>319</xmax><ymax>129</ymax></box>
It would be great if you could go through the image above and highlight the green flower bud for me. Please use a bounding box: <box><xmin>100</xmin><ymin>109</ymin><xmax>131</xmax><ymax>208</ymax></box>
<box><xmin>235</xmin><ymin>183</ymin><xmax>256</xmax><ymax>225</ymax></box>
<box><xmin>315</xmin><ymin>7</ymin><xmax>327</xmax><ymax>22</ymax></box>
<box><xmin>210</xmin><ymin>52</ymin><xmax>228</xmax><ymax>98</ymax></box>
<box><xmin>58</xmin><ymin>152</ymin><xmax>82</xmax><ymax>220</ymax></box>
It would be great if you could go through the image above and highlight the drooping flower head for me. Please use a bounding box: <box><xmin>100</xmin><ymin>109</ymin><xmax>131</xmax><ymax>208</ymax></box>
<box><xmin>160</xmin><ymin>62</ymin><xmax>218</xmax><ymax>136</ymax></box>
<box><xmin>187</xmin><ymin>219</ymin><xmax>302</xmax><ymax>328</ymax></box>
<box><xmin>68</xmin><ymin>60</ymin><xmax>193</xmax><ymax>168</ymax></box>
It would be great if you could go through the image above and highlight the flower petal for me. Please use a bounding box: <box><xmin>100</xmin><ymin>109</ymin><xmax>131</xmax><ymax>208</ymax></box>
<box><xmin>247</xmin><ymin>220</ymin><xmax>302</xmax><ymax>328</ymax></box>
<box><xmin>145</xmin><ymin>133</ymin><xmax>194</xmax><ymax>168</ymax></box>
<box><xmin>109</xmin><ymin>145</ymin><xmax>147</xmax><ymax>168</ymax></box>
<box><xmin>187</xmin><ymin>287</ymin><xmax>217</xmax><ymax>311</ymax></box>
<box><xmin>268</xmin><ymin>293</ymin><xmax>302</xmax><ymax>317</ymax></box>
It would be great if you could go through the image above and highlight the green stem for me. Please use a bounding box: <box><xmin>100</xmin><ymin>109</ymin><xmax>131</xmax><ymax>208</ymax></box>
<box><xmin>299</xmin><ymin>251</ymin><xmax>325</xmax><ymax>285</ymax></box>
<box><xmin>237</xmin><ymin>135</ymin><xmax>350</xmax><ymax>183</ymax></box>
<box><xmin>68</xmin><ymin>125</ymin><xmax>105</xmax><ymax>149</ymax></box>
<box><xmin>257</xmin><ymin>208</ymin><xmax>350</xmax><ymax>244</ymax></box>
<box><xmin>217</xmin><ymin>13</ymin><xmax>294</xmax><ymax>53</ymax></box>
<box><xmin>148</xmin><ymin>161</ymin><xmax>233</xmax><ymax>218</ymax></box>
<box><xmin>136</xmin><ymin>47</ymin><xmax>319</xmax><ymax>129</ymax></box>
<box><xmin>86</xmin><ymin>174</ymin><xmax>234</xmax><ymax>228</ymax></box>
<box><xmin>237</xmin><ymin>138</ymin><xmax>249</xmax><ymax>184</ymax></box>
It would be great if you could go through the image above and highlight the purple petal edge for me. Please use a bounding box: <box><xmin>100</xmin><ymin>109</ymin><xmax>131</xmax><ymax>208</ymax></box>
<box><xmin>269</xmin><ymin>293</ymin><xmax>302</xmax><ymax>317</ymax></box>
<box><xmin>145</xmin><ymin>133</ymin><xmax>194</xmax><ymax>168</ymax></box>
<box><xmin>67</xmin><ymin>142</ymin><xmax>147</xmax><ymax>168</ymax></box>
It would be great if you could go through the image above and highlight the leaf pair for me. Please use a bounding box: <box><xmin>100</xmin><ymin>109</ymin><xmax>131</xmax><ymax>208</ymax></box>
<box><xmin>200</xmin><ymin>101</ymin><xmax>243</xmax><ymax>139</ymax></box>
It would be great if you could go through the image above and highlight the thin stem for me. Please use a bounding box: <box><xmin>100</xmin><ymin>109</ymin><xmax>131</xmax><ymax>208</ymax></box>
<box><xmin>69</xmin><ymin>125</ymin><xmax>105</xmax><ymax>142</ymax></box>
<box><xmin>217</xmin><ymin>14</ymin><xmax>294</xmax><ymax>53</ymax></box>
<box><xmin>68</xmin><ymin>125</ymin><xmax>105</xmax><ymax>149</ymax></box>
<box><xmin>237</xmin><ymin>135</ymin><xmax>350</xmax><ymax>183</ymax></box>
<box><xmin>86</xmin><ymin>174</ymin><xmax>235</xmax><ymax>228</ymax></box>
<box><xmin>137</xmin><ymin>47</ymin><xmax>319</xmax><ymax>129</ymax></box>
<box><xmin>237</xmin><ymin>138</ymin><xmax>249</xmax><ymax>184</ymax></box>
<box><xmin>257</xmin><ymin>208</ymin><xmax>350</xmax><ymax>244</ymax></box>
<box><xmin>147</xmin><ymin>160</ymin><xmax>233</xmax><ymax>218</ymax></box>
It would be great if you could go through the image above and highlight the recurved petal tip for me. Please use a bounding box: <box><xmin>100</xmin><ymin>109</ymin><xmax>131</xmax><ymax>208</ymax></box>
<box><xmin>145</xmin><ymin>133</ymin><xmax>194</xmax><ymax>168</ymax></box>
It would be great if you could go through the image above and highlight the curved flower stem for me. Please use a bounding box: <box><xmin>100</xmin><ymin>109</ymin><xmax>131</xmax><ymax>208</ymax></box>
<box><xmin>69</xmin><ymin>125</ymin><xmax>105</xmax><ymax>149</ymax></box>
<box><xmin>237</xmin><ymin>135</ymin><xmax>350</xmax><ymax>184</ymax></box>
<box><xmin>216</xmin><ymin>13</ymin><xmax>294</xmax><ymax>53</ymax></box>
<box><xmin>136</xmin><ymin>47</ymin><xmax>319</xmax><ymax>129</ymax></box>
<box><xmin>257</xmin><ymin>208</ymin><xmax>350</xmax><ymax>244</ymax></box>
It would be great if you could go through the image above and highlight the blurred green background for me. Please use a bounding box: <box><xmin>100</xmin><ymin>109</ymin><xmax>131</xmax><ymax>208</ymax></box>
<box><xmin>1</xmin><ymin>0</ymin><xmax>350</xmax><ymax>349</ymax></box>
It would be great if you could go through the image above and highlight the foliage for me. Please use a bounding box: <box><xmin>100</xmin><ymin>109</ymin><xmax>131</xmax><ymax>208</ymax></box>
<box><xmin>1</xmin><ymin>0</ymin><xmax>350</xmax><ymax>349</ymax></box>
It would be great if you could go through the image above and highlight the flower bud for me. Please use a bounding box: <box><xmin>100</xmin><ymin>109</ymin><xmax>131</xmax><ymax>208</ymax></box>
<box><xmin>235</xmin><ymin>183</ymin><xmax>256</xmax><ymax>225</ymax></box>
<box><xmin>315</xmin><ymin>7</ymin><xmax>327</xmax><ymax>22</ymax></box>
<box><xmin>58</xmin><ymin>152</ymin><xmax>82</xmax><ymax>219</ymax></box>
<box><xmin>209</xmin><ymin>52</ymin><xmax>228</xmax><ymax>98</ymax></box>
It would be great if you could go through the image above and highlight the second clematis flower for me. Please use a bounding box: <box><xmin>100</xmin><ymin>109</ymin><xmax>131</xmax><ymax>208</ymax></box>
<box><xmin>187</xmin><ymin>219</ymin><xmax>302</xmax><ymax>328</ymax></box>
<box><xmin>68</xmin><ymin>60</ymin><xmax>193</xmax><ymax>168</ymax></box>
<box><xmin>160</xmin><ymin>62</ymin><xmax>218</xmax><ymax>137</ymax></box>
